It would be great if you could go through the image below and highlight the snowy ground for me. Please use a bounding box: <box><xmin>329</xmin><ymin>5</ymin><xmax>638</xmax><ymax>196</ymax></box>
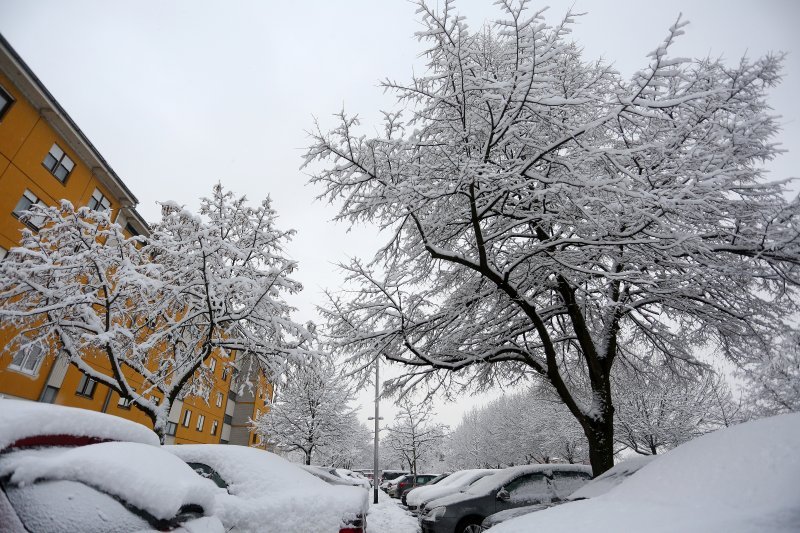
<box><xmin>367</xmin><ymin>489</ymin><xmax>420</xmax><ymax>533</ymax></box>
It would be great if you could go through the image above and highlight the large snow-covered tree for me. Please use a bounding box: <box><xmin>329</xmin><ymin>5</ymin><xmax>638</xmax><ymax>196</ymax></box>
<box><xmin>306</xmin><ymin>1</ymin><xmax>800</xmax><ymax>474</ymax></box>
<box><xmin>0</xmin><ymin>185</ymin><xmax>306</xmax><ymax>440</ymax></box>
<box><xmin>252</xmin><ymin>355</ymin><xmax>359</xmax><ymax>465</ymax></box>
<box><xmin>384</xmin><ymin>398</ymin><xmax>448</xmax><ymax>475</ymax></box>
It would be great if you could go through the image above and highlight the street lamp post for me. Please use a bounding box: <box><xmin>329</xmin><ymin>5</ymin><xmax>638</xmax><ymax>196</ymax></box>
<box><xmin>367</xmin><ymin>356</ymin><xmax>382</xmax><ymax>505</ymax></box>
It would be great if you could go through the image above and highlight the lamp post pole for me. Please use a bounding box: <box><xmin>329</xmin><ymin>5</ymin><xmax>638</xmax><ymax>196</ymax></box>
<box><xmin>368</xmin><ymin>357</ymin><xmax>382</xmax><ymax>504</ymax></box>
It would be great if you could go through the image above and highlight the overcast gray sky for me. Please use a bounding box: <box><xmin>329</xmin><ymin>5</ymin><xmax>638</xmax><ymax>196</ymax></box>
<box><xmin>1</xmin><ymin>0</ymin><xmax>798</xmax><ymax>428</ymax></box>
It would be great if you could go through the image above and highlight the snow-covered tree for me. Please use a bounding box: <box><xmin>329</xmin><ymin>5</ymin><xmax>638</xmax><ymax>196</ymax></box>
<box><xmin>0</xmin><ymin>185</ymin><xmax>305</xmax><ymax>440</ymax></box>
<box><xmin>384</xmin><ymin>399</ymin><xmax>448</xmax><ymax>475</ymax></box>
<box><xmin>307</xmin><ymin>1</ymin><xmax>800</xmax><ymax>474</ymax></box>
<box><xmin>613</xmin><ymin>366</ymin><xmax>744</xmax><ymax>455</ymax></box>
<box><xmin>741</xmin><ymin>331</ymin><xmax>800</xmax><ymax>415</ymax></box>
<box><xmin>447</xmin><ymin>388</ymin><xmax>587</xmax><ymax>469</ymax></box>
<box><xmin>252</xmin><ymin>355</ymin><xmax>359</xmax><ymax>465</ymax></box>
<box><xmin>313</xmin><ymin>412</ymin><xmax>373</xmax><ymax>469</ymax></box>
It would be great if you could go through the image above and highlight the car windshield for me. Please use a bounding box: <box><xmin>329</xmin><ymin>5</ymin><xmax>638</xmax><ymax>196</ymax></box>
<box><xmin>3</xmin><ymin>478</ymin><xmax>152</xmax><ymax>533</ymax></box>
<box><xmin>187</xmin><ymin>461</ymin><xmax>229</xmax><ymax>489</ymax></box>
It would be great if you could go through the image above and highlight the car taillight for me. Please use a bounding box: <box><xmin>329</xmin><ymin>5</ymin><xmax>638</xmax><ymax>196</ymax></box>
<box><xmin>339</xmin><ymin>529</ymin><xmax>363</xmax><ymax>533</ymax></box>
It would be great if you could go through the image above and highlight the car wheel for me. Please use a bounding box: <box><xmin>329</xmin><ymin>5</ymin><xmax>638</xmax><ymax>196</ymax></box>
<box><xmin>457</xmin><ymin>517</ymin><xmax>483</xmax><ymax>533</ymax></box>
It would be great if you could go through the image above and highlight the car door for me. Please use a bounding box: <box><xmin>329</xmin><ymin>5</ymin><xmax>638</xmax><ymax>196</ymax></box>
<box><xmin>494</xmin><ymin>472</ymin><xmax>556</xmax><ymax>513</ymax></box>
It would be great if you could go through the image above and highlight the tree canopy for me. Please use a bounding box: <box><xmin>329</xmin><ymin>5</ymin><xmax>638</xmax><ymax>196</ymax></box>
<box><xmin>306</xmin><ymin>0</ymin><xmax>800</xmax><ymax>474</ymax></box>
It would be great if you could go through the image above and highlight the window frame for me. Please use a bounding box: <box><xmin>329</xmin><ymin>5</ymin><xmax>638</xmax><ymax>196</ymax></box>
<box><xmin>182</xmin><ymin>409</ymin><xmax>192</xmax><ymax>427</ymax></box>
<box><xmin>12</xmin><ymin>190</ymin><xmax>46</xmax><ymax>230</ymax></box>
<box><xmin>0</xmin><ymin>84</ymin><xmax>14</xmax><ymax>121</ymax></box>
<box><xmin>216</xmin><ymin>392</ymin><xmax>223</xmax><ymax>408</ymax></box>
<box><xmin>8</xmin><ymin>344</ymin><xmax>45</xmax><ymax>376</ymax></box>
<box><xmin>166</xmin><ymin>422</ymin><xmax>178</xmax><ymax>436</ymax></box>
<box><xmin>75</xmin><ymin>374</ymin><xmax>97</xmax><ymax>399</ymax></box>
<box><xmin>87</xmin><ymin>188</ymin><xmax>111</xmax><ymax>212</ymax></box>
<box><xmin>42</xmin><ymin>143</ymin><xmax>75</xmax><ymax>183</ymax></box>
<box><xmin>210</xmin><ymin>420</ymin><xmax>219</xmax><ymax>436</ymax></box>
<box><xmin>196</xmin><ymin>414</ymin><xmax>205</xmax><ymax>432</ymax></box>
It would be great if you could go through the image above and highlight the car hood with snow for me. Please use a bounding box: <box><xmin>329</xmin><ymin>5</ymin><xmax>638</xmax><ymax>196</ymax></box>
<box><xmin>489</xmin><ymin>413</ymin><xmax>800</xmax><ymax>533</ymax></box>
<box><xmin>165</xmin><ymin>444</ymin><xmax>368</xmax><ymax>533</ymax></box>
<box><xmin>407</xmin><ymin>469</ymin><xmax>496</xmax><ymax>509</ymax></box>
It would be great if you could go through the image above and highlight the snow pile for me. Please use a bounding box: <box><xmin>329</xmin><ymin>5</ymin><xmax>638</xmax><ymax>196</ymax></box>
<box><xmin>0</xmin><ymin>441</ymin><xmax>218</xmax><ymax>520</ymax></box>
<box><xmin>0</xmin><ymin>399</ymin><xmax>159</xmax><ymax>450</ymax></box>
<box><xmin>165</xmin><ymin>444</ymin><xmax>369</xmax><ymax>532</ymax></box>
<box><xmin>367</xmin><ymin>490</ymin><xmax>420</xmax><ymax>533</ymax></box>
<box><xmin>407</xmin><ymin>469</ymin><xmax>496</xmax><ymax>507</ymax></box>
<box><xmin>491</xmin><ymin>413</ymin><xmax>800</xmax><ymax>533</ymax></box>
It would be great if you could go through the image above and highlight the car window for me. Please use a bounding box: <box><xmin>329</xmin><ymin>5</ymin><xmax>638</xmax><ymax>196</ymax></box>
<box><xmin>187</xmin><ymin>461</ymin><xmax>229</xmax><ymax>489</ymax></box>
<box><xmin>504</xmin><ymin>473</ymin><xmax>552</xmax><ymax>504</ymax></box>
<box><xmin>3</xmin><ymin>479</ymin><xmax>150</xmax><ymax>533</ymax></box>
<box><xmin>551</xmin><ymin>471</ymin><xmax>592</xmax><ymax>499</ymax></box>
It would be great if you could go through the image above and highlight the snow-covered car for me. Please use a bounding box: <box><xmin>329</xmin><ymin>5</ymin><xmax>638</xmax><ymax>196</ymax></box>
<box><xmin>409</xmin><ymin>469</ymin><xmax>497</xmax><ymax>515</ymax></box>
<box><xmin>379</xmin><ymin>469</ymin><xmax>409</xmax><ymax>491</ymax></box>
<box><xmin>0</xmin><ymin>399</ymin><xmax>223</xmax><ymax>533</ymax></box>
<box><xmin>488</xmin><ymin>413</ymin><xmax>800</xmax><ymax>533</ymax></box>
<box><xmin>480</xmin><ymin>456</ymin><xmax>653</xmax><ymax>529</ymax></box>
<box><xmin>165</xmin><ymin>444</ymin><xmax>369</xmax><ymax>533</ymax></box>
<box><xmin>390</xmin><ymin>473</ymin><xmax>439</xmax><ymax>498</ymax></box>
<box><xmin>401</xmin><ymin>472</ymin><xmax>451</xmax><ymax>505</ymax></box>
<box><xmin>420</xmin><ymin>464</ymin><xmax>592</xmax><ymax>533</ymax></box>
<box><xmin>302</xmin><ymin>465</ymin><xmax>372</xmax><ymax>489</ymax></box>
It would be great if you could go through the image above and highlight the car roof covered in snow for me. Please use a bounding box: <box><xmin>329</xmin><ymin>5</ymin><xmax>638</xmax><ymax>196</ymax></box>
<box><xmin>488</xmin><ymin>413</ymin><xmax>800</xmax><ymax>533</ymax></box>
<box><xmin>0</xmin><ymin>399</ymin><xmax>159</xmax><ymax>451</ymax></box>
<box><xmin>0</xmin><ymin>441</ymin><xmax>218</xmax><ymax>521</ymax></box>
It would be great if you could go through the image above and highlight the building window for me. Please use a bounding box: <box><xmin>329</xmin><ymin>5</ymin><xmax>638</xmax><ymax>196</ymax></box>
<box><xmin>208</xmin><ymin>358</ymin><xmax>216</xmax><ymax>373</ymax></box>
<box><xmin>223</xmin><ymin>414</ymin><xmax>233</xmax><ymax>425</ymax></box>
<box><xmin>87</xmin><ymin>189</ymin><xmax>111</xmax><ymax>212</ymax></box>
<box><xmin>75</xmin><ymin>374</ymin><xmax>97</xmax><ymax>398</ymax></box>
<box><xmin>211</xmin><ymin>420</ymin><xmax>219</xmax><ymax>436</ymax></box>
<box><xmin>9</xmin><ymin>344</ymin><xmax>44</xmax><ymax>376</ymax></box>
<box><xmin>117</xmin><ymin>393</ymin><xmax>133</xmax><ymax>409</ymax></box>
<box><xmin>227</xmin><ymin>390</ymin><xmax>237</xmax><ymax>402</ymax></box>
<box><xmin>40</xmin><ymin>385</ymin><xmax>59</xmax><ymax>403</ymax></box>
<box><xmin>196</xmin><ymin>414</ymin><xmax>205</xmax><ymax>432</ymax></box>
<box><xmin>42</xmin><ymin>144</ymin><xmax>75</xmax><ymax>182</ymax></box>
<box><xmin>166</xmin><ymin>422</ymin><xmax>178</xmax><ymax>436</ymax></box>
<box><xmin>216</xmin><ymin>392</ymin><xmax>223</xmax><ymax>408</ymax></box>
<box><xmin>221</xmin><ymin>367</ymin><xmax>229</xmax><ymax>381</ymax></box>
<box><xmin>124</xmin><ymin>223</ymin><xmax>140</xmax><ymax>237</ymax></box>
<box><xmin>182</xmin><ymin>409</ymin><xmax>192</xmax><ymax>427</ymax></box>
<box><xmin>13</xmin><ymin>190</ymin><xmax>46</xmax><ymax>229</ymax></box>
<box><xmin>0</xmin><ymin>84</ymin><xmax>13</xmax><ymax>121</ymax></box>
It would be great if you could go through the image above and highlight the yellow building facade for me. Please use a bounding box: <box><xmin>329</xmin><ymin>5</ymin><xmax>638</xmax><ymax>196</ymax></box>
<box><xmin>0</xmin><ymin>33</ymin><xmax>270</xmax><ymax>447</ymax></box>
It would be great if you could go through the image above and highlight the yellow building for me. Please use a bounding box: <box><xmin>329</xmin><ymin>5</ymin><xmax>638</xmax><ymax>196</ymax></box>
<box><xmin>0</xmin><ymin>33</ymin><xmax>270</xmax><ymax>447</ymax></box>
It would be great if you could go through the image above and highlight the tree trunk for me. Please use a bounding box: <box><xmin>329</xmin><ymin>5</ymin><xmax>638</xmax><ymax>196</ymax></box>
<box><xmin>305</xmin><ymin>451</ymin><xmax>312</xmax><ymax>465</ymax></box>
<box><xmin>585</xmin><ymin>419</ymin><xmax>615</xmax><ymax>477</ymax></box>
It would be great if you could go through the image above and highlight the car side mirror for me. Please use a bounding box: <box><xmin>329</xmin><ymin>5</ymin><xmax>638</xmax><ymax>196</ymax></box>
<box><xmin>497</xmin><ymin>488</ymin><xmax>510</xmax><ymax>501</ymax></box>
